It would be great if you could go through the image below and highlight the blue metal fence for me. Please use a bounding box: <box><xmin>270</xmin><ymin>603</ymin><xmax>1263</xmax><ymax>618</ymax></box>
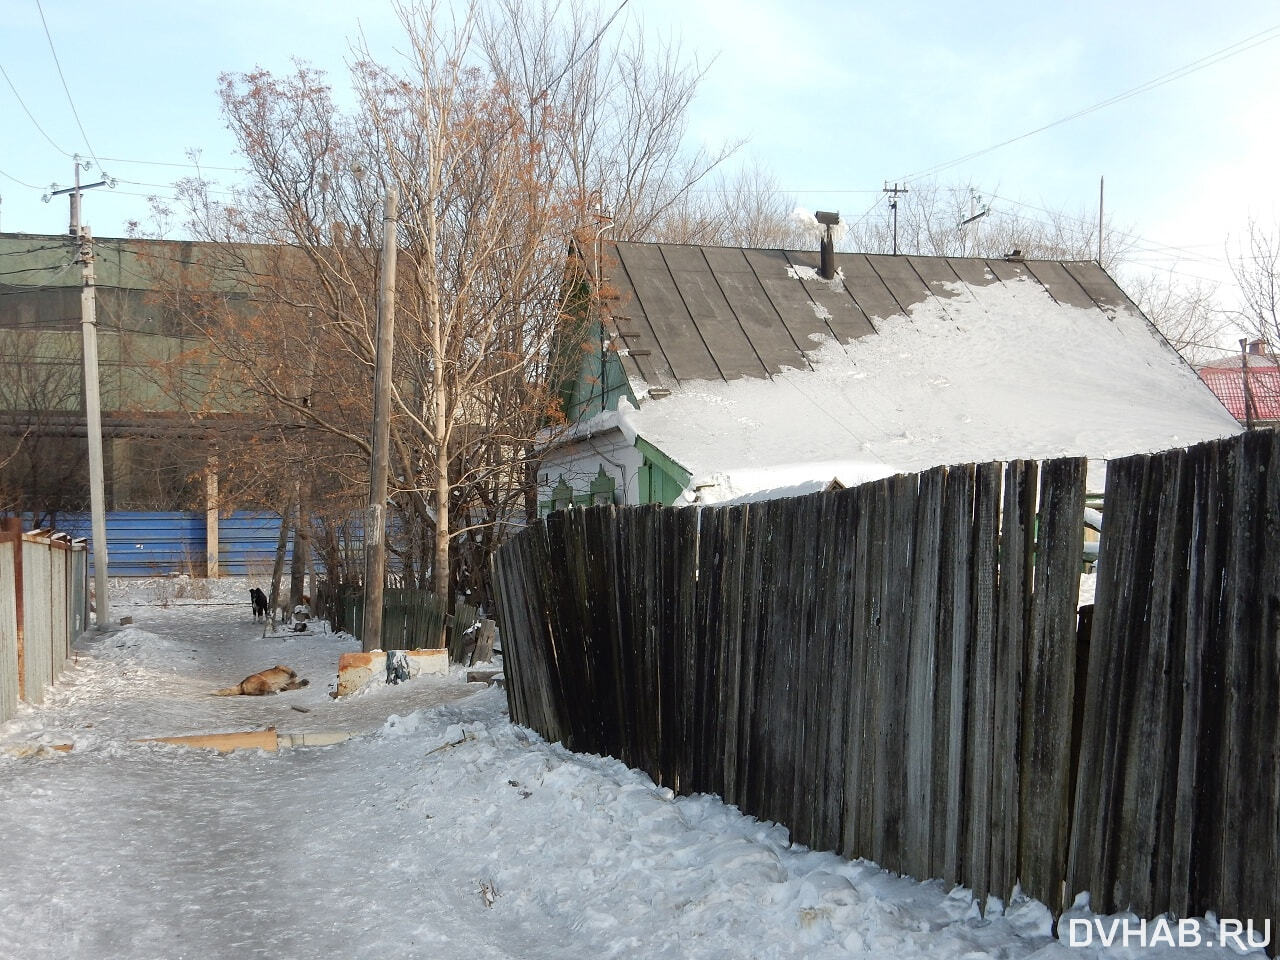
<box><xmin>33</xmin><ymin>511</ymin><xmax>292</xmax><ymax>577</ymax></box>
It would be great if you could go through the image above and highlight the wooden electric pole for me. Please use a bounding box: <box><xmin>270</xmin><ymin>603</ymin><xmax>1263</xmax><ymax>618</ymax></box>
<box><xmin>884</xmin><ymin>182</ymin><xmax>909</xmax><ymax>256</ymax></box>
<box><xmin>362</xmin><ymin>188</ymin><xmax>399</xmax><ymax>652</ymax></box>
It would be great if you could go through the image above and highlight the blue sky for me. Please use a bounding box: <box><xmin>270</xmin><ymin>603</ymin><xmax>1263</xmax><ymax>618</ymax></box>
<box><xmin>2</xmin><ymin>0</ymin><xmax>1278</xmax><ymax>294</ymax></box>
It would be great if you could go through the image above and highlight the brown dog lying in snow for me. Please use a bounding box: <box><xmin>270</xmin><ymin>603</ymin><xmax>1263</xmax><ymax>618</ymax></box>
<box><xmin>212</xmin><ymin>665</ymin><xmax>309</xmax><ymax>697</ymax></box>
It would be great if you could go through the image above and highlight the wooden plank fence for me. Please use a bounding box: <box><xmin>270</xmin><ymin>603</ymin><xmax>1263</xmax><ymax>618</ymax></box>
<box><xmin>493</xmin><ymin>457</ymin><xmax>1087</xmax><ymax>914</ymax></box>
<box><xmin>1068</xmin><ymin>430</ymin><xmax>1279</xmax><ymax>938</ymax></box>
<box><xmin>493</xmin><ymin>434</ymin><xmax>1277</xmax><ymax>939</ymax></box>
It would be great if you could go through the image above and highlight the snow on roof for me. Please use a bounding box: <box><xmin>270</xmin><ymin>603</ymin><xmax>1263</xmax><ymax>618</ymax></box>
<box><xmin>607</xmin><ymin>276</ymin><xmax>1241</xmax><ymax>504</ymax></box>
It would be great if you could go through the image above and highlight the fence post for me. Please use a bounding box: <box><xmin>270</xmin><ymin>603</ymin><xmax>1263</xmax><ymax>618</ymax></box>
<box><xmin>0</xmin><ymin>517</ymin><xmax>23</xmax><ymax>715</ymax></box>
<box><xmin>1</xmin><ymin>518</ymin><xmax>24</xmax><ymax>702</ymax></box>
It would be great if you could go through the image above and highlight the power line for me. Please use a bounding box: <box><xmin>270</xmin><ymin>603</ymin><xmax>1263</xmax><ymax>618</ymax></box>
<box><xmin>96</xmin><ymin>155</ymin><xmax>246</xmax><ymax>174</ymax></box>
<box><xmin>0</xmin><ymin>59</ymin><xmax>72</xmax><ymax>157</ymax></box>
<box><xmin>0</xmin><ymin>165</ymin><xmax>45</xmax><ymax>190</ymax></box>
<box><xmin>984</xmin><ymin>192</ymin><xmax>1230</xmax><ymax>266</ymax></box>
<box><xmin>896</xmin><ymin>22</ymin><xmax>1280</xmax><ymax>184</ymax></box>
<box><xmin>35</xmin><ymin>0</ymin><xmax>105</xmax><ymax>173</ymax></box>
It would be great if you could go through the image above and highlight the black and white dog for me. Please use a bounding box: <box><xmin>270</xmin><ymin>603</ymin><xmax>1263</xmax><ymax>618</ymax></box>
<box><xmin>249</xmin><ymin>587</ymin><xmax>270</xmax><ymax>621</ymax></box>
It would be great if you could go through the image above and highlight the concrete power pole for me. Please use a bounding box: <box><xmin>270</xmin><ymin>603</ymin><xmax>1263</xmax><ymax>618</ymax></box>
<box><xmin>76</xmin><ymin>225</ymin><xmax>110</xmax><ymax>629</ymax></box>
<box><xmin>362</xmin><ymin>188</ymin><xmax>399</xmax><ymax>653</ymax></box>
<box><xmin>51</xmin><ymin>163</ymin><xmax>113</xmax><ymax>629</ymax></box>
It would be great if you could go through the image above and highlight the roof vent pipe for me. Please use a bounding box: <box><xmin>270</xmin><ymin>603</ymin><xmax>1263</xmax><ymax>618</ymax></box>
<box><xmin>816</xmin><ymin>210</ymin><xmax>840</xmax><ymax>280</ymax></box>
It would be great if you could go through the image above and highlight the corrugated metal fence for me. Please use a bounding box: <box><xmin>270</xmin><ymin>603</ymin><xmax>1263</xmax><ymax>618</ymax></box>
<box><xmin>493</xmin><ymin>435</ymin><xmax>1278</xmax><ymax>939</ymax></box>
<box><xmin>0</xmin><ymin>518</ymin><xmax>90</xmax><ymax>723</ymax></box>
<box><xmin>42</xmin><ymin>510</ymin><xmax>292</xmax><ymax>577</ymax></box>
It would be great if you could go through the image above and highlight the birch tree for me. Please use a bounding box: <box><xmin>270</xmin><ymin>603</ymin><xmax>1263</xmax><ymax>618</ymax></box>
<box><xmin>163</xmin><ymin>0</ymin><xmax>734</xmax><ymax>606</ymax></box>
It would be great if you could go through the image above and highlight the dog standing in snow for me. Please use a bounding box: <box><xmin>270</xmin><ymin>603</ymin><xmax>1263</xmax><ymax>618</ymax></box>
<box><xmin>212</xmin><ymin>665</ymin><xmax>309</xmax><ymax>696</ymax></box>
<box><xmin>249</xmin><ymin>588</ymin><xmax>269</xmax><ymax>621</ymax></box>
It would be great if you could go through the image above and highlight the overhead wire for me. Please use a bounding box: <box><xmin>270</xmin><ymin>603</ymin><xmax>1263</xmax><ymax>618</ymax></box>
<box><xmin>0</xmin><ymin>165</ymin><xmax>45</xmax><ymax>190</ymax></box>
<box><xmin>895</xmin><ymin>22</ymin><xmax>1280</xmax><ymax>184</ymax></box>
<box><xmin>0</xmin><ymin>59</ymin><xmax>71</xmax><ymax>158</ymax></box>
<box><xmin>34</xmin><ymin>0</ymin><xmax>105</xmax><ymax>174</ymax></box>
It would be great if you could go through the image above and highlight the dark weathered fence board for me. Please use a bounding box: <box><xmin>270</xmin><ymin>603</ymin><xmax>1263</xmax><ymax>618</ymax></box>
<box><xmin>905</xmin><ymin>467</ymin><xmax>943</xmax><ymax>882</ymax></box>
<box><xmin>992</xmin><ymin>459</ymin><xmax>1032</xmax><ymax>904</ymax></box>
<box><xmin>493</xmin><ymin>435</ymin><xmax>1275</xmax><ymax>944</ymax></box>
<box><xmin>1019</xmin><ymin>457</ymin><xmax>1086</xmax><ymax>913</ymax></box>
<box><xmin>964</xmin><ymin>462</ymin><xmax>1001</xmax><ymax>906</ymax></box>
<box><xmin>936</xmin><ymin>464</ymin><xmax>975</xmax><ymax>886</ymax></box>
<box><xmin>1111</xmin><ymin>450</ymin><xmax>1183</xmax><ymax>916</ymax></box>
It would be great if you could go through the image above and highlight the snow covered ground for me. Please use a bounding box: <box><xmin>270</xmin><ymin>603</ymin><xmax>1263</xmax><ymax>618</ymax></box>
<box><xmin>0</xmin><ymin>577</ymin><xmax>1263</xmax><ymax>959</ymax></box>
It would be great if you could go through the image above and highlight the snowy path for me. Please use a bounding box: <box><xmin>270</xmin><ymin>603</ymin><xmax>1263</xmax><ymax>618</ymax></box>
<box><xmin>0</xmin><ymin>582</ymin><xmax>1259</xmax><ymax>959</ymax></box>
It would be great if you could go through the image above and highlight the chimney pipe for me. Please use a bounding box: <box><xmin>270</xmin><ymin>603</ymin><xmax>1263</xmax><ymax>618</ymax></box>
<box><xmin>815</xmin><ymin>210</ymin><xmax>840</xmax><ymax>280</ymax></box>
<box><xmin>1247</xmin><ymin>339</ymin><xmax>1266</xmax><ymax>356</ymax></box>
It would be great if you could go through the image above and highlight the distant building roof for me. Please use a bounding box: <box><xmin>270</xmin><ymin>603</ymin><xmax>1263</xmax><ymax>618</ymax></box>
<box><xmin>1197</xmin><ymin>363</ymin><xmax>1280</xmax><ymax>423</ymax></box>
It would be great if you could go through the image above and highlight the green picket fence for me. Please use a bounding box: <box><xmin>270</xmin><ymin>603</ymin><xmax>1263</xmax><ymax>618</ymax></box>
<box><xmin>328</xmin><ymin>584</ymin><xmax>477</xmax><ymax>658</ymax></box>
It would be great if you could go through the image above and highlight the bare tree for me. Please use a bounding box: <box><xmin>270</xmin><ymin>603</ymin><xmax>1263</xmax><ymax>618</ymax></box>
<box><xmin>1123</xmin><ymin>269</ymin><xmax>1228</xmax><ymax>365</ymax></box>
<box><xmin>152</xmin><ymin>0</ymin><xmax>736</xmax><ymax>608</ymax></box>
<box><xmin>1227</xmin><ymin>219</ymin><xmax>1280</xmax><ymax>348</ymax></box>
<box><xmin>843</xmin><ymin>180</ymin><xmax>1136</xmax><ymax>269</ymax></box>
<box><xmin>477</xmin><ymin>0</ymin><xmax>740</xmax><ymax>242</ymax></box>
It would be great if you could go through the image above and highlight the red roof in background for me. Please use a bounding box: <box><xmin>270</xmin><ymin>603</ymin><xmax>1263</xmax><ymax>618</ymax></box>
<box><xmin>1198</xmin><ymin>364</ymin><xmax>1280</xmax><ymax>422</ymax></box>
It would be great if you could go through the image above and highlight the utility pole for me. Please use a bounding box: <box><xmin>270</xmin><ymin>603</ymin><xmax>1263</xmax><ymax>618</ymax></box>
<box><xmin>884</xmin><ymin>182</ymin><xmax>909</xmax><ymax>256</ymax></box>
<box><xmin>362</xmin><ymin>188</ymin><xmax>399</xmax><ymax>653</ymax></box>
<box><xmin>958</xmin><ymin>189</ymin><xmax>989</xmax><ymax>255</ymax></box>
<box><xmin>50</xmin><ymin>162</ymin><xmax>113</xmax><ymax>628</ymax></box>
<box><xmin>1097</xmin><ymin>176</ymin><xmax>1104</xmax><ymax>264</ymax></box>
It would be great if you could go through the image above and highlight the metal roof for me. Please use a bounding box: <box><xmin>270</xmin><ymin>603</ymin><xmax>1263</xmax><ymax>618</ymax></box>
<box><xmin>1198</xmin><ymin>365</ymin><xmax>1280</xmax><ymax>422</ymax></box>
<box><xmin>600</xmin><ymin>241</ymin><xmax>1146</xmax><ymax>388</ymax></box>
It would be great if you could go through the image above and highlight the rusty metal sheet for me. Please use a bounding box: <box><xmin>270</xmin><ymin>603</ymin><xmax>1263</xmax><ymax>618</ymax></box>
<box><xmin>615</xmin><ymin>243</ymin><xmax>721</xmax><ymax>383</ymax></box>
<box><xmin>741</xmin><ymin>249</ymin><xmax>833</xmax><ymax>353</ymax></box>
<box><xmin>836</xmin><ymin>254</ymin><xmax>903</xmax><ymax>324</ymax></box>
<box><xmin>1061</xmin><ymin>261</ymin><xmax>1143</xmax><ymax>316</ymax></box>
<box><xmin>1022</xmin><ymin>260</ymin><xmax>1100</xmax><ymax>311</ymax></box>
<box><xmin>701</xmin><ymin>247</ymin><xmax>809</xmax><ymax>375</ymax></box>
<box><xmin>782</xmin><ymin>250</ymin><xmax>877</xmax><ymax>343</ymax></box>
<box><xmin>659</xmin><ymin>246</ymin><xmax>768</xmax><ymax>380</ymax></box>
<box><xmin>864</xmin><ymin>256</ymin><xmax>932</xmax><ymax>315</ymax></box>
